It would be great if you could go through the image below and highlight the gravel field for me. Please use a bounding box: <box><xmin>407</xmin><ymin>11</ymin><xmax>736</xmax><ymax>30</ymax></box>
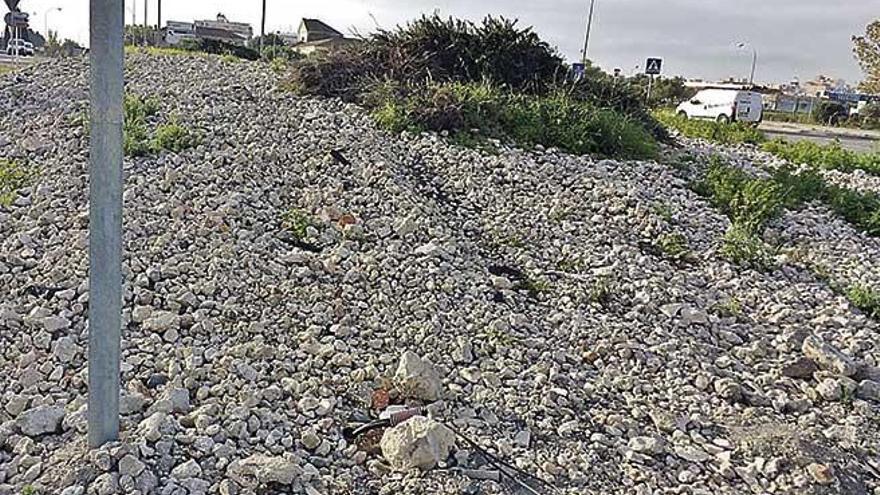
<box><xmin>1</xmin><ymin>55</ymin><xmax>879</xmax><ymax>495</ymax></box>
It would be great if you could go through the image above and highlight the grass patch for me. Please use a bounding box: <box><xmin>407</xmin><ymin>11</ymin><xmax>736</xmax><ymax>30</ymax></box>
<box><xmin>125</xmin><ymin>45</ymin><xmax>193</xmax><ymax>57</ymax></box>
<box><xmin>654</xmin><ymin>110</ymin><xmax>766</xmax><ymax>145</ymax></box>
<box><xmin>762</xmin><ymin>139</ymin><xmax>880</xmax><ymax>177</ymax></box>
<box><xmin>370</xmin><ymin>82</ymin><xmax>658</xmax><ymax>159</ymax></box>
<box><xmin>0</xmin><ymin>159</ymin><xmax>33</xmax><ymax>207</ymax></box>
<box><xmin>847</xmin><ymin>285</ymin><xmax>880</xmax><ymax>318</ymax></box>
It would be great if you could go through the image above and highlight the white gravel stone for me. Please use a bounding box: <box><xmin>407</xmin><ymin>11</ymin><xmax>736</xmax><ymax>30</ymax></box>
<box><xmin>393</xmin><ymin>351</ymin><xmax>443</xmax><ymax>401</ymax></box>
<box><xmin>16</xmin><ymin>405</ymin><xmax>65</xmax><ymax>436</ymax></box>
<box><xmin>380</xmin><ymin>416</ymin><xmax>455</xmax><ymax>471</ymax></box>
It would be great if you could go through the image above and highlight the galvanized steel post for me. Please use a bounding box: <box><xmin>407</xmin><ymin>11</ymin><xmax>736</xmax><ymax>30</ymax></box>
<box><xmin>88</xmin><ymin>0</ymin><xmax>124</xmax><ymax>448</ymax></box>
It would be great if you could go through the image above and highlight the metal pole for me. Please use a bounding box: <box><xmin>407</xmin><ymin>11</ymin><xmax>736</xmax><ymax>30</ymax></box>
<box><xmin>143</xmin><ymin>0</ymin><xmax>148</xmax><ymax>44</ymax></box>
<box><xmin>581</xmin><ymin>0</ymin><xmax>596</xmax><ymax>66</ymax></box>
<box><xmin>647</xmin><ymin>74</ymin><xmax>654</xmax><ymax>105</ymax></box>
<box><xmin>157</xmin><ymin>0</ymin><xmax>161</xmax><ymax>29</ymax></box>
<box><xmin>88</xmin><ymin>0</ymin><xmax>123</xmax><ymax>449</ymax></box>
<box><xmin>749</xmin><ymin>48</ymin><xmax>757</xmax><ymax>86</ymax></box>
<box><xmin>260</xmin><ymin>0</ymin><xmax>267</xmax><ymax>54</ymax></box>
<box><xmin>45</xmin><ymin>8</ymin><xmax>61</xmax><ymax>41</ymax></box>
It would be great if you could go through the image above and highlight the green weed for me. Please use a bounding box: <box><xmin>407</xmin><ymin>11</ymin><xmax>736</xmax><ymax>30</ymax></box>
<box><xmin>588</xmin><ymin>275</ymin><xmax>613</xmax><ymax>307</ymax></box>
<box><xmin>656</xmin><ymin>232</ymin><xmax>690</xmax><ymax>260</ymax></box>
<box><xmin>0</xmin><ymin>159</ymin><xmax>33</xmax><ymax>207</ymax></box>
<box><xmin>123</xmin><ymin>93</ymin><xmax>159</xmax><ymax>157</ymax></box>
<box><xmin>694</xmin><ymin>157</ymin><xmax>785</xmax><ymax>234</ymax></box>
<box><xmin>151</xmin><ymin>120</ymin><xmax>199</xmax><ymax>153</ymax></box>
<box><xmin>847</xmin><ymin>285</ymin><xmax>880</xmax><ymax>318</ymax></box>
<box><xmin>654</xmin><ymin>110</ymin><xmax>766</xmax><ymax>145</ymax></box>
<box><xmin>282</xmin><ymin>209</ymin><xmax>313</xmax><ymax>240</ymax></box>
<box><xmin>712</xmin><ymin>297</ymin><xmax>743</xmax><ymax>319</ymax></box>
<box><xmin>762</xmin><ymin>139</ymin><xmax>880</xmax><ymax>177</ymax></box>
<box><xmin>720</xmin><ymin>224</ymin><xmax>774</xmax><ymax>270</ymax></box>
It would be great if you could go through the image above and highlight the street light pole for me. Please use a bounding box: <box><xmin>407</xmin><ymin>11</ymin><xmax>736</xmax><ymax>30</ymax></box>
<box><xmin>44</xmin><ymin>7</ymin><xmax>62</xmax><ymax>39</ymax></box>
<box><xmin>737</xmin><ymin>42</ymin><xmax>758</xmax><ymax>86</ymax></box>
<box><xmin>581</xmin><ymin>0</ymin><xmax>597</xmax><ymax>66</ymax></box>
<box><xmin>88</xmin><ymin>0</ymin><xmax>124</xmax><ymax>449</ymax></box>
<box><xmin>749</xmin><ymin>47</ymin><xmax>758</xmax><ymax>86</ymax></box>
<box><xmin>260</xmin><ymin>0</ymin><xmax>267</xmax><ymax>54</ymax></box>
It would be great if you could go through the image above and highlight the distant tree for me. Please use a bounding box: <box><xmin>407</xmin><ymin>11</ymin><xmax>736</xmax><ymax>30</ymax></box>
<box><xmin>853</xmin><ymin>20</ymin><xmax>880</xmax><ymax>93</ymax></box>
<box><xmin>627</xmin><ymin>75</ymin><xmax>696</xmax><ymax>108</ymax></box>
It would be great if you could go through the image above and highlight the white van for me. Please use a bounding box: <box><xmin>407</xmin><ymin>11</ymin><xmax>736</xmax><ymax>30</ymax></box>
<box><xmin>676</xmin><ymin>89</ymin><xmax>763</xmax><ymax>124</ymax></box>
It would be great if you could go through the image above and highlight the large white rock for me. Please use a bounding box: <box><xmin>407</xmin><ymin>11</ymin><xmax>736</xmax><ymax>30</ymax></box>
<box><xmin>393</xmin><ymin>351</ymin><xmax>442</xmax><ymax>401</ymax></box>
<box><xmin>226</xmin><ymin>454</ymin><xmax>302</xmax><ymax>487</ymax></box>
<box><xmin>380</xmin><ymin>416</ymin><xmax>455</xmax><ymax>471</ymax></box>
<box><xmin>802</xmin><ymin>335</ymin><xmax>859</xmax><ymax>377</ymax></box>
<box><xmin>17</xmin><ymin>405</ymin><xmax>65</xmax><ymax>436</ymax></box>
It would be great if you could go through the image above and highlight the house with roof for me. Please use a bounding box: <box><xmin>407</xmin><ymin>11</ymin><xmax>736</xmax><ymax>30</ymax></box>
<box><xmin>297</xmin><ymin>18</ymin><xmax>344</xmax><ymax>43</ymax></box>
<box><xmin>293</xmin><ymin>18</ymin><xmax>359</xmax><ymax>56</ymax></box>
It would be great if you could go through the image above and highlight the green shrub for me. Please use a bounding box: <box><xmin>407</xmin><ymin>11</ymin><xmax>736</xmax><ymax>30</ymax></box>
<box><xmin>825</xmin><ymin>185</ymin><xmax>880</xmax><ymax>236</ymax></box>
<box><xmin>291</xmin><ymin>15</ymin><xmax>564</xmax><ymax>98</ymax></box>
<box><xmin>0</xmin><ymin>159</ymin><xmax>32</xmax><ymax>206</ymax></box>
<box><xmin>654</xmin><ymin>110</ymin><xmax>766</xmax><ymax>145</ymax></box>
<box><xmin>720</xmin><ymin>224</ymin><xmax>774</xmax><ymax>270</ymax></box>
<box><xmin>761</xmin><ymin>139</ymin><xmax>880</xmax><ymax>176</ymax></box>
<box><xmin>287</xmin><ymin>14</ymin><xmax>664</xmax><ymax>145</ymax></box>
<box><xmin>811</xmin><ymin>100</ymin><xmax>848</xmax><ymax>125</ymax></box>
<box><xmin>771</xmin><ymin>166</ymin><xmax>827</xmax><ymax>207</ymax></box>
<box><xmin>860</xmin><ymin>103</ymin><xmax>880</xmax><ymax>130</ymax></box>
<box><xmin>847</xmin><ymin>285</ymin><xmax>880</xmax><ymax>318</ymax></box>
<box><xmin>152</xmin><ymin>121</ymin><xmax>199</xmax><ymax>153</ymax></box>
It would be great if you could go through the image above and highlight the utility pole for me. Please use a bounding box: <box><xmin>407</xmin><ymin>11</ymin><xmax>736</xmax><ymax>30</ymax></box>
<box><xmin>143</xmin><ymin>0</ymin><xmax>148</xmax><ymax>44</ymax></box>
<box><xmin>581</xmin><ymin>0</ymin><xmax>597</xmax><ymax>66</ymax></box>
<box><xmin>157</xmin><ymin>0</ymin><xmax>161</xmax><ymax>30</ymax></box>
<box><xmin>88</xmin><ymin>0</ymin><xmax>124</xmax><ymax>448</ymax></box>
<box><xmin>260</xmin><ymin>0</ymin><xmax>267</xmax><ymax>54</ymax></box>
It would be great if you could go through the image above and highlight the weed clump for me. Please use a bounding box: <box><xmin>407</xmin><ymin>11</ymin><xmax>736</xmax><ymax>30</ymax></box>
<box><xmin>694</xmin><ymin>157</ymin><xmax>784</xmax><ymax>235</ymax></box>
<box><xmin>152</xmin><ymin>121</ymin><xmax>200</xmax><ymax>153</ymax></box>
<box><xmin>847</xmin><ymin>285</ymin><xmax>880</xmax><ymax>318</ymax></box>
<box><xmin>720</xmin><ymin>224</ymin><xmax>774</xmax><ymax>270</ymax></box>
<box><xmin>0</xmin><ymin>159</ymin><xmax>33</xmax><ymax>207</ymax></box>
<box><xmin>656</xmin><ymin>232</ymin><xmax>690</xmax><ymax>260</ymax></box>
<box><xmin>282</xmin><ymin>209</ymin><xmax>313</xmax><ymax>241</ymax></box>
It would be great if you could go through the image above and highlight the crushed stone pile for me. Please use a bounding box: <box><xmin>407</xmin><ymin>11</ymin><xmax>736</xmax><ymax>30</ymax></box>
<box><xmin>0</xmin><ymin>54</ymin><xmax>879</xmax><ymax>495</ymax></box>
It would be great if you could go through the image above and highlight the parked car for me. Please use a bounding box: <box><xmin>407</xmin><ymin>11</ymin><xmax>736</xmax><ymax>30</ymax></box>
<box><xmin>676</xmin><ymin>89</ymin><xmax>763</xmax><ymax>124</ymax></box>
<box><xmin>5</xmin><ymin>39</ymin><xmax>34</xmax><ymax>56</ymax></box>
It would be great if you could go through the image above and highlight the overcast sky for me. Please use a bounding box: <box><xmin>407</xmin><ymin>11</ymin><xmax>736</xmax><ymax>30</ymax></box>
<box><xmin>8</xmin><ymin>0</ymin><xmax>877</xmax><ymax>84</ymax></box>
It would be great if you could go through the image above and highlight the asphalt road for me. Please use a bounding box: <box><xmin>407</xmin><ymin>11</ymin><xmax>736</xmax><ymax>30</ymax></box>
<box><xmin>759</xmin><ymin>121</ymin><xmax>879</xmax><ymax>153</ymax></box>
